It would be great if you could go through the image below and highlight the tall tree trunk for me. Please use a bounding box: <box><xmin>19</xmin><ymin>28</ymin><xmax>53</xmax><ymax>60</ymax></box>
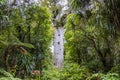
<box><xmin>53</xmin><ymin>27</ymin><xmax>64</xmax><ymax>68</ymax></box>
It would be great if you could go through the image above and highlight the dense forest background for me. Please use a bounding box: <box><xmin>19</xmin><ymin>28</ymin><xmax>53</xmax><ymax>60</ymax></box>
<box><xmin>0</xmin><ymin>0</ymin><xmax>120</xmax><ymax>80</ymax></box>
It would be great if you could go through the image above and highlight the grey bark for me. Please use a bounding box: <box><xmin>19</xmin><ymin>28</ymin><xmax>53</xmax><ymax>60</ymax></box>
<box><xmin>52</xmin><ymin>0</ymin><xmax>68</xmax><ymax>69</ymax></box>
<box><xmin>53</xmin><ymin>27</ymin><xmax>64</xmax><ymax>68</ymax></box>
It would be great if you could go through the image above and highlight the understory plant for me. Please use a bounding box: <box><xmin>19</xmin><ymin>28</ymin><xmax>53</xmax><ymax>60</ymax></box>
<box><xmin>0</xmin><ymin>68</ymin><xmax>21</xmax><ymax>80</ymax></box>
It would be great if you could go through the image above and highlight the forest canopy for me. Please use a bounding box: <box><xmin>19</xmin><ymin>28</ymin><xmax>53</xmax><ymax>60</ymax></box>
<box><xmin>0</xmin><ymin>0</ymin><xmax>120</xmax><ymax>80</ymax></box>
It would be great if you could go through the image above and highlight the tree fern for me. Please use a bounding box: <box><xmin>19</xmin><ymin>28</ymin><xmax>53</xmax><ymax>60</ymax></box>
<box><xmin>0</xmin><ymin>33</ymin><xmax>34</xmax><ymax>55</ymax></box>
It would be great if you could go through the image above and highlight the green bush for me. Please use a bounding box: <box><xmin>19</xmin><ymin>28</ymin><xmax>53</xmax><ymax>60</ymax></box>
<box><xmin>60</xmin><ymin>63</ymin><xmax>91</xmax><ymax>80</ymax></box>
<box><xmin>0</xmin><ymin>68</ymin><xmax>21</xmax><ymax>80</ymax></box>
<box><xmin>41</xmin><ymin>63</ymin><xmax>91</xmax><ymax>80</ymax></box>
<box><xmin>87</xmin><ymin>73</ymin><xmax>120</xmax><ymax>80</ymax></box>
<box><xmin>87</xmin><ymin>59</ymin><xmax>103</xmax><ymax>72</ymax></box>
<box><xmin>103</xmin><ymin>73</ymin><xmax>120</xmax><ymax>80</ymax></box>
<box><xmin>110</xmin><ymin>64</ymin><xmax>120</xmax><ymax>75</ymax></box>
<box><xmin>37</xmin><ymin>63</ymin><xmax>120</xmax><ymax>80</ymax></box>
<box><xmin>41</xmin><ymin>67</ymin><xmax>60</xmax><ymax>80</ymax></box>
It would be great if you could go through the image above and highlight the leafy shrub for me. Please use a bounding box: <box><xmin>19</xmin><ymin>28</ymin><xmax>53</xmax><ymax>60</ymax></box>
<box><xmin>87</xmin><ymin>59</ymin><xmax>103</xmax><ymax>72</ymax></box>
<box><xmin>35</xmin><ymin>63</ymin><xmax>120</xmax><ymax>80</ymax></box>
<box><xmin>87</xmin><ymin>73</ymin><xmax>120</xmax><ymax>80</ymax></box>
<box><xmin>110</xmin><ymin>64</ymin><xmax>120</xmax><ymax>75</ymax></box>
<box><xmin>60</xmin><ymin>63</ymin><xmax>91</xmax><ymax>80</ymax></box>
<box><xmin>41</xmin><ymin>68</ymin><xmax>60</xmax><ymax>80</ymax></box>
<box><xmin>0</xmin><ymin>68</ymin><xmax>21</xmax><ymax>80</ymax></box>
<box><xmin>41</xmin><ymin>63</ymin><xmax>91</xmax><ymax>80</ymax></box>
<box><xmin>103</xmin><ymin>73</ymin><xmax>120</xmax><ymax>80</ymax></box>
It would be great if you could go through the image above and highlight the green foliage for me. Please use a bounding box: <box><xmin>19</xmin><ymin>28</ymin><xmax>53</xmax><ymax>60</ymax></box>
<box><xmin>87</xmin><ymin>73</ymin><xmax>120</xmax><ymax>80</ymax></box>
<box><xmin>42</xmin><ymin>68</ymin><xmax>60</xmax><ymax>80</ymax></box>
<box><xmin>87</xmin><ymin>59</ymin><xmax>103</xmax><ymax>72</ymax></box>
<box><xmin>68</xmin><ymin>0</ymin><xmax>81</xmax><ymax>10</ymax></box>
<box><xmin>0</xmin><ymin>68</ymin><xmax>21</xmax><ymax>80</ymax></box>
<box><xmin>41</xmin><ymin>63</ymin><xmax>91</xmax><ymax>80</ymax></box>
<box><xmin>110</xmin><ymin>64</ymin><xmax>120</xmax><ymax>75</ymax></box>
<box><xmin>0</xmin><ymin>0</ymin><xmax>120</xmax><ymax>79</ymax></box>
<box><xmin>0</xmin><ymin>0</ymin><xmax>4</xmax><ymax>4</ymax></box>
<box><xmin>64</xmin><ymin>0</ymin><xmax>120</xmax><ymax>72</ymax></box>
<box><xmin>41</xmin><ymin>62</ymin><xmax>120</xmax><ymax>80</ymax></box>
<box><xmin>0</xmin><ymin>2</ymin><xmax>53</xmax><ymax>78</ymax></box>
<box><xmin>0</xmin><ymin>33</ymin><xmax>34</xmax><ymax>49</ymax></box>
<box><xmin>60</xmin><ymin>63</ymin><xmax>90</xmax><ymax>80</ymax></box>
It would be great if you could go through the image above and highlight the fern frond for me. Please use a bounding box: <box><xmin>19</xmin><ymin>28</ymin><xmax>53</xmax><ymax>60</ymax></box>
<box><xmin>0</xmin><ymin>68</ymin><xmax>21</xmax><ymax>80</ymax></box>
